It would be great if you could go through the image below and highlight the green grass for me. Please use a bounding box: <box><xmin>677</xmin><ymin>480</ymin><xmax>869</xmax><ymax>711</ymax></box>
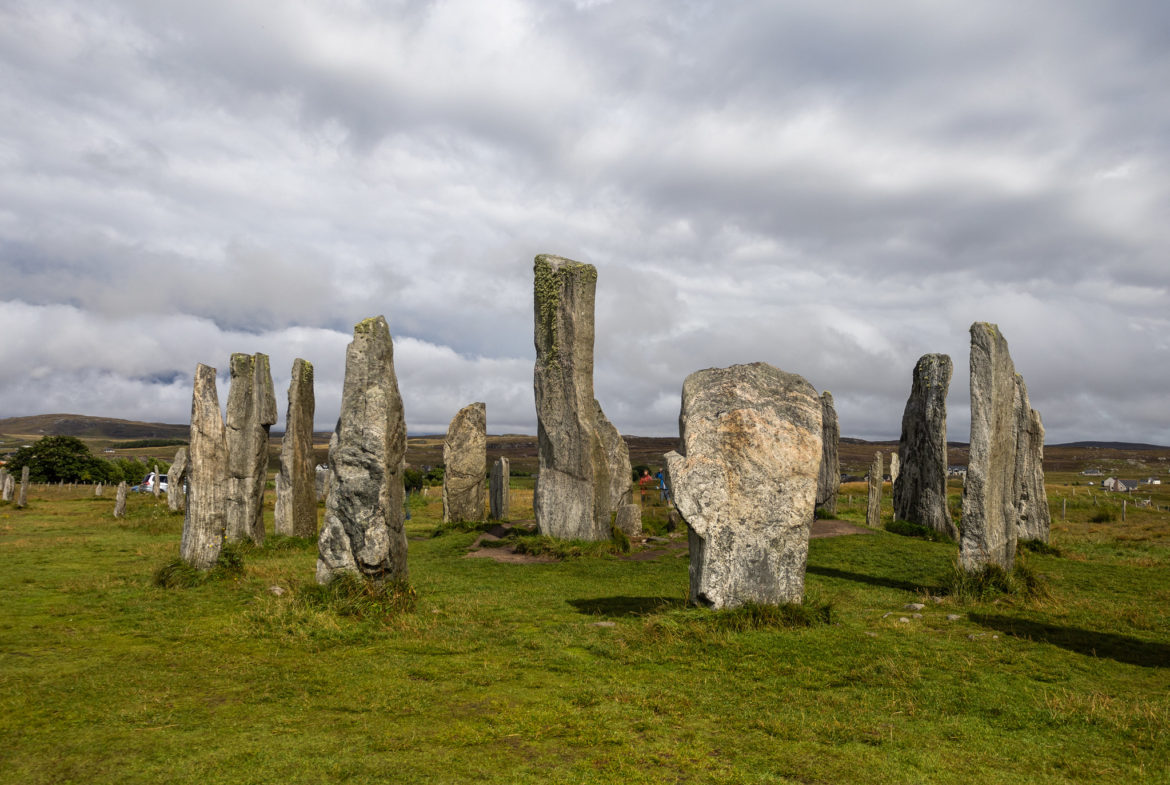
<box><xmin>0</xmin><ymin>484</ymin><xmax>1168</xmax><ymax>783</ymax></box>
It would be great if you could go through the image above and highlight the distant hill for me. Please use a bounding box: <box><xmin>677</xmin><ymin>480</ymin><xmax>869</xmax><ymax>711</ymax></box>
<box><xmin>0</xmin><ymin>414</ymin><xmax>189</xmax><ymax>440</ymax></box>
<box><xmin>1050</xmin><ymin>441</ymin><xmax>1170</xmax><ymax>450</ymax></box>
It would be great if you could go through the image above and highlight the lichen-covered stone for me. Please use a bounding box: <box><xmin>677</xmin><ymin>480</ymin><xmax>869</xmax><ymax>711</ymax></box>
<box><xmin>168</xmin><ymin>447</ymin><xmax>189</xmax><ymax>512</ymax></box>
<box><xmin>960</xmin><ymin>323</ymin><xmax>1019</xmax><ymax>571</ymax></box>
<box><xmin>489</xmin><ymin>457</ymin><xmax>510</xmax><ymax>521</ymax></box>
<box><xmin>532</xmin><ymin>254</ymin><xmax>617</xmax><ymax>541</ymax></box>
<box><xmin>892</xmin><ymin>354</ymin><xmax>956</xmax><ymax>539</ymax></box>
<box><xmin>225</xmin><ymin>353</ymin><xmax>277</xmax><ymax>544</ymax></box>
<box><xmin>17</xmin><ymin>466</ymin><xmax>29</xmax><ymax>508</ymax></box>
<box><xmin>596</xmin><ymin>400</ymin><xmax>633</xmax><ymax>511</ymax></box>
<box><xmin>316</xmin><ymin>316</ymin><xmax>408</xmax><ymax>584</ymax></box>
<box><xmin>1014</xmin><ymin>377</ymin><xmax>1051</xmax><ymax>543</ymax></box>
<box><xmin>867</xmin><ymin>452</ymin><xmax>883</xmax><ymax>528</ymax></box>
<box><xmin>113</xmin><ymin>481</ymin><xmax>128</xmax><ymax>518</ymax></box>
<box><xmin>182</xmin><ymin>363</ymin><xmax>229</xmax><ymax>569</ymax></box>
<box><xmin>815</xmin><ymin>391</ymin><xmax>840</xmax><ymax>515</ymax></box>
<box><xmin>443</xmin><ymin>402</ymin><xmax>487</xmax><ymax>523</ymax></box>
<box><xmin>664</xmin><ymin>363</ymin><xmax>822</xmax><ymax>609</ymax></box>
<box><xmin>275</xmin><ymin>358</ymin><xmax>317</xmax><ymax>538</ymax></box>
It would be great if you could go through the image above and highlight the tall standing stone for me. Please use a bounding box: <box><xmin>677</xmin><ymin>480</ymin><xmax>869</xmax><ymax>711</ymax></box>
<box><xmin>664</xmin><ymin>363</ymin><xmax>822</xmax><ymax>609</ymax></box>
<box><xmin>866</xmin><ymin>452</ymin><xmax>883</xmax><ymax>528</ymax></box>
<box><xmin>1015</xmin><ymin>377</ymin><xmax>1051</xmax><ymax>543</ymax></box>
<box><xmin>0</xmin><ymin>469</ymin><xmax>8</xmax><ymax>501</ymax></box>
<box><xmin>443</xmin><ymin>402</ymin><xmax>487</xmax><ymax>523</ymax></box>
<box><xmin>815</xmin><ymin>391</ymin><xmax>840</xmax><ymax>516</ymax></box>
<box><xmin>152</xmin><ymin>463</ymin><xmax>161</xmax><ymax>498</ymax></box>
<box><xmin>316</xmin><ymin>316</ymin><xmax>408</xmax><ymax>584</ymax></box>
<box><xmin>2</xmin><ymin>473</ymin><xmax>12</xmax><ymax>501</ymax></box>
<box><xmin>274</xmin><ymin>358</ymin><xmax>317</xmax><ymax>538</ymax></box>
<box><xmin>889</xmin><ymin>453</ymin><xmax>900</xmax><ymax>486</ymax></box>
<box><xmin>489</xmin><ymin>457</ymin><xmax>510</xmax><ymax>521</ymax></box>
<box><xmin>892</xmin><ymin>354</ymin><xmax>956</xmax><ymax>539</ymax></box>
<box><xmin>113</xmin><ymin>481</ymin><xmax>128</xmax><ymax>518</ymax></box>
<box><xmin>17</xmin><ymin>466</ymin><xmax>30</xmax><ymax>508</ymax></box>
<box><xmin>181</xmin><ymin>363</ymin><xmax>229</xmax><ymax>569</ymax></box>
<box><xmin>225</xmin><ymin>353</ymin><xmax>278</xmax><ymax>545</ymax></box>
<box><xmin>960</xmin><ymin>323</ymin><xmax>1019</xmax><ymax>571</ymax></box>
<box><xmin>94</xmin><ymin>483</ymin><xmax>103</xmax><ymax>497</ymax></box>
<box><xmin>533</xmin><ymin>254</ymin><xmax>619</xmax><ymax>541</ymax></box>
<box><xmin>168</xmin><ymin>447</ymin><xmax>189</xmax><ymax>513</ymax></box>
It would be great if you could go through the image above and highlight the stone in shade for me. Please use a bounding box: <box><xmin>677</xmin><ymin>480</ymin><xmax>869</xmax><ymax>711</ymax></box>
<box><xmin>224</xmin><ymin>353</ymin><xmax>278</xmax><ymax>544</ymax></box>
<box><xmin>867</xmin><ymin>452</ymin><xmax>882</xmax><ymax>528</ymax></box>
<box><xmin>316</xmin><ymin>317</ymin><xmax>408</xmax><ymax>584</ymax></box>
<box><xmin>892</xmin><ymin>354</ymin><xmax>956</xmax><ymax>539</ymax></box>
<box><xmin>489</xmin><ymin>457</ymin><xmax>510</xmax><ymax>521</ymax></box>
<box><xmin>168</xmin><ymin>447</ymin><xmax>189</xmax><ymax>512</ymax></box>
<box><xmin>815</xmin><ymin>391</ymin><xmax>840</xmax><ymax>516</ymax></box>
<box><xmin>1014</xmin><ymin>377</ymin><xmax>1051</xmax><ymax>543</ymax></box>
<box><xmin>664</xmin><ymin>363</ymin><xmax>822</xmax><ymax>609</ymax></box>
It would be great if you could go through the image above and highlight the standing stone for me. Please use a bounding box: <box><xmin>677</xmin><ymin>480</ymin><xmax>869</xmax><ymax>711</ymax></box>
<box><xmin>168</xmin><ymin>447</ymin><xmax>189</xmax><ymax>513</ymax></box>
<box><xmin>613</xmin><ymin>503</ymin><xmax>642</xmax><ymax>538</ymax></box>
<box><xmin>152</xmin><ymin>463</ymin><xmax>161</xmax><ymax>498</ymax></box>
<box><xmin>2</xmin><ymin>473</ymin><xmax>12</xmax><ymax>501</ymax></box>
<box><xmin>889</xmin><ymin>453</ymin><xmax>900</xmax><ymax>486</ymax></box>
<box><xmin>0</xmin><ymin>469</ymin><xmax>8</xmax><ymax>501</ymax></box>
<box><xmin>892</xmin><ymin>354</ymin><xmax>956</xmax><ymax>539</ymax></box>
<box><xmin>442</xmin><ymin>402</ymin><xmax>487</xmax><ymax>523</ymax></box>
<box><xmin>867</xmin><ymin>452</ymin><xmax>882</xmax><ymax>528</ymax></box>
<box><xmin>533</xmin><ymin>254</ymin><xmax>620</xmax><ymax>541</ymax></box>
<box><xmin>815</xmin><ymin>391</ymin><xmax>840</xmax><ymax>516</ymax></box>
<box><xmin>17</xmin><ymin>466</ymin><xmax>29</xmax><ymax>508</ymax></box>
<box><xmin>1015</xmin><ymin>377</ymin><xmax>1051</xmax><ymax>543</ymax></box>
<box><xmin>113</xmin><ymin>481</ymin><xmax>128</xmax><ymax>518</ymax></box>
<box><xmin>489</xmin><ymin>457</ymin><xmax>510</xmax><ymax>521</ymax></box>
<box><xmin>664</xmin><ymin>363</ymin><xmax>822</xmax><ymax>609</ymax></box>
<box><xmin>181</xmin><ymin>363</ymin><xmax>229</xmax><ymax>570</ymax></box>
<box><xmin>274</xmin><ymin>358</ymin><xmax>317</xmax><ymax>538</ymax></box>
<box><xmin>596</xmin><ymin>400</ymin><xmax>641</xmax><ymax>535</ymax></box>
<box><xmin>960</xmin><ymin>323</ymin><xmax>1019</xmax><ymax>571</ymax></box>
<box><xmin>225</xmin><ymin>353</ymin><xmax>278</xmax><ymax>545</ymax></box>
<box><xmin>95</xmin><ymin>483</ymin><xmax>103</xmax><ymax>497</ymax></box>
<box><xmin>315</xmin><ymin>464</ymin><xmax>331</xmax><ymax>502</ymax></box>
<box><xmin>316</xmin><ymin>316</ymin><xmax>408</xmax><ymax>584</ymax></box>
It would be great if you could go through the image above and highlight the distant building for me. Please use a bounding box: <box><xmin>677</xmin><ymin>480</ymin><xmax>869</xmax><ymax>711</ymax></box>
<box><xmin>1143</xmin><ymin>477</ymin><xmax>1161</xmax><ymax>485</ymax></box>
<box><xmin>1102</xmin><ymin>477</ymin><xmax>1139</xmax><ymax>492</ymax></box>
<box><xmin>947</xmin><ymin>466</ymin><xmax>967</xmax><ymax>478</ymax></box>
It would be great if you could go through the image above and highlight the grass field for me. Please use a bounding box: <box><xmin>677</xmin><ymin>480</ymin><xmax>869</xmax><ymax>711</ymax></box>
<box><xmin>1</xmin><ymin>481</ymin><xmax>1167</xmax><ymax>784</ymax></box>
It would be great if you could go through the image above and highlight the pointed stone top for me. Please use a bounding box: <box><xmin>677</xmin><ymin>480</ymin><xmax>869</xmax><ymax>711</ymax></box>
<box><xmin>355</xmin><ymin>315</ymin><xmax>389</xmax><ymax>335</ymax></box>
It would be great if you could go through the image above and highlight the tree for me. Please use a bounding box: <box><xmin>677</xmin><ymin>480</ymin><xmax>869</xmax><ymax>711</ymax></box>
<box><xmin>6</xmin><ymin>436</ymin><xmax>116</xmax><ymax>483</ymax></box>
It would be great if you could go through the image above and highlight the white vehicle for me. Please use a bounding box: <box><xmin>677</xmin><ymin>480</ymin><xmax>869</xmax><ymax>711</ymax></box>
<box><xmin>135</xmin><ymin>472</ymin><xmax>168</xmax><ymax>493</ymax></box>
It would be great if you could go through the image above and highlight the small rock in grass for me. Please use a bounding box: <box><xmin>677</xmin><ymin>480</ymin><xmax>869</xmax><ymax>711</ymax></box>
<box><xmin>946</xmin><ymin>614</ymin><xmax>961</xmax><ymax>621</ymax></box>
<box><xmin>897</xmin><ymin>617</ymin><xmax>911</xmax><ymax>623</ymax></box>
<box><xmin>882</xmin><ymin>612</ymin><xmax>892</xmax><ymax>618</ymax></box>
<box><xmin>904</xmin><ymin>603</ymin><xmax>925</xmax><ymax>611</ymax></box>
<box><xmin>912</xmin><ymin>613</ymin><xmax>923</xmax><ymax>619</ymax></box>
<box><xmin>591</xmin><ymin>621</ymin><xmax>616</xmax><ymax>628</ymax></box>
<box><xmin>932</xmin><ymin>597</ymin><xmax>945</xmax><ymax>604</ymax></box>
<box><xmin>268</xmin><ymin>586</ymin><xmax>285</xmax><ymax>596</ymax></box>
<box><xmin>864</xmin><ymin>632</ymin><xmax>878</xmax><ymax>637</ymax></box>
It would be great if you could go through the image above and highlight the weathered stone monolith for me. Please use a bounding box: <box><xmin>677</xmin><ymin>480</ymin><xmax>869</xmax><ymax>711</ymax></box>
<box><xmin>1014</xmin><ymin>376</ymin><xmax>1051</xmax><ymax>543</ymax></box>
<box><xmin>0</xmin><ymin>469</ymin><xmax>8</xmax><ymax>501</ymax></box>
<box><xmin>225</xmin><ymin>352</ymin><xmax>278</xmax><ymax>545</ymax></box>
<box><xmin>489</xmin><ymin>457</ymin><xmax>510</xmax><ymax>521</ymax></box>
<box><xmin>613</xmin><ymin>503</ymin><xmax>642</xmax><ymax>538</ymax></box>
<box><xmin>17</xmin><ymin>466</ymin><xmax>29</xmax><ymax>508</ymax></box>
<box><xmin>168</xmin><ymin>447</ymin><xmax>189</xmax><ymax>512</ymax></box>
<box><xmin>274</xmin><ymin>358</ymin><xmax>317</xmax><ymax>538</ymax></box>
<box><xmin>889</xmin><ymin>452</ymin><xmax>900</xmax><ymax>485</ymax></box>
<box><xmin>181</xmin><ymin>363</ymin><xmax>229</xmax><ymax>569</ymax></box>
<box><xmin>442</xmin><ymin>402</ymin><xmax>487</xmax><ymax>523</ymax></box>
<box><xmin>152</xmin><ymin>463</ymin><xmax>161</xmax><ymax>498</ymax></box>
<box><xmin>867</xmin><ymin>452</ymin><xmax>882</xmax><ymax>528</ymax></box>
<box><xmin>960</xmin><ymin>323</ymin><xmax>1019</xmax><ymax>571</ymax></box>
<box><xmin>2</xmin><ymin>472</ymin><xmax>12</xmax><ymax>501</ymax></box>
<box><xmin>815</xmin><ymin>391</ymin><xmax>840</xmax><ymax>516</ymax></box>
<box><xmin>892</xmin><ymin>354</ymin><xmax>956</xmax><ymax>539</ymax></box>
<box><xmin>315</xmin><ymin>463</ymin><xmax>331</xmax><ymax>501</ymax></box>
<box><xmin>316</xmin><ymin>316</ymin><xmax>408</xmax><ymax>584</ymax></box>
<box><xmin>94</xmin><ymin>483</ymin><xmax>103</xmax><ymax>497</ymax></box>
<box><xmin>664</xmin><ymin>363</ymin><xmax>822</xmax><ymax>609</ymax></box>
<box><xmin>596</xmin><ymin>402</ymin><xmax>633</xmax><ymax>510</ymax></box>
<box><xmin>113</xmin><ymin>481</ymin><xmax>128</xmax><ymax>518</ymax></box>
<box><xmin>533</xmin><ymin>254</ymin><xmax>620</xmax><ymax>541</ymax></box>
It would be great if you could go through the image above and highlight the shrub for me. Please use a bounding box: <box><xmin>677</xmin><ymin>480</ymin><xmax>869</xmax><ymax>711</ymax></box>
<box><xmin>1019</xmin><ymin>538</ymin><xmax>1062</xmax><ymax>557</ymax></box>
<box><xmin>1089</xmin><ymin>511</ymin><xmax>1115</xmax><ymax>523</ymax></box>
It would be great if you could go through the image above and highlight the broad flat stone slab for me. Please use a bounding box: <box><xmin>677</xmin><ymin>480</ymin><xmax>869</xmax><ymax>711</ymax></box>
<box><xmin>443</xmin><ymin>402</ymin><xmax>487</xmax><ymax>523</ymax></box>
<box><xmin>960</xmin><ymin>323</ymin><xmax>1019</xmax><ymax>571</ymax></box>
<box><xmin>317</xmin><ymin>316</ymin><xmax>408</xmax><ymax>584</ymax></box>
<box><xmin>664</xmin><ymin>363</ymin><xmax>822</xmax><ymax>609</ymax></box>
<box><xmin>182</xmin><ymin>363</ymin><xmax>229</xmax><ymax>569</ymax></box>
<box><xmin>532</xmin><ymin>254</ymin><xmax>616</xmax><ymax>541</ymax></box>
<box><xmin>893</xmin><ymin>354</ymin><xmax>956</xmax><ymax>539</ymax></box>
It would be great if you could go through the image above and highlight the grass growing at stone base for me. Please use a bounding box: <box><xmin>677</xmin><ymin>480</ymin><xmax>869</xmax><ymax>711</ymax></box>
<box><xmin>1</xmin><ymin>484</ymin><xmax>1168</xmax><ymax>784</ymax></box>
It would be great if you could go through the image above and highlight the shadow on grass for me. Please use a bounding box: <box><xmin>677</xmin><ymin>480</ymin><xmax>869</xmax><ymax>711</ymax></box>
<box><xmin>567</xmin><ymin>596</ymin><xmax>687</xmax><ymax>618</ymax></box>
<box><xmin>806</xmin><ymin>565</ymin><xmax>944</xmax><ymax>595</ymax></box>
<box><xmin>970</xmin><ymin>613</ymin><xmax>1170</xmax><ymax>669</ymax></box>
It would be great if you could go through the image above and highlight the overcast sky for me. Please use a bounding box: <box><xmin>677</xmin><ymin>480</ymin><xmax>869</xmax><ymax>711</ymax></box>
<box><xmin>1</xmin><ymin>1</ymin><xmax>1167</xmax><ymax>444</ymax></box>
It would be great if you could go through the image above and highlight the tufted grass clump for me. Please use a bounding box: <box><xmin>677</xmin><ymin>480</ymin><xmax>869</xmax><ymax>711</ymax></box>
<box><xmin>152</xmin><ymin>542</ymin><xmax>247</xmax><ymax>588</ymax></box>
<box><xmin>946</xmin><ymin>557</ymin><xmax>1050</xmax><ymax>603</ymax></box>
<box><xmin>885</xmin><ymin>518</ymin><xmax>952</xmax><ymax>543</ymax></box>
<box><xmin>1019</xmin><ymin>538</ymin><xmax>1062</xmax><ymax>557</ymax></box>
<box><xmin>298</xmin><ymin>572</ymin><xmax>416</xmax><ymax>619</ymax></box>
